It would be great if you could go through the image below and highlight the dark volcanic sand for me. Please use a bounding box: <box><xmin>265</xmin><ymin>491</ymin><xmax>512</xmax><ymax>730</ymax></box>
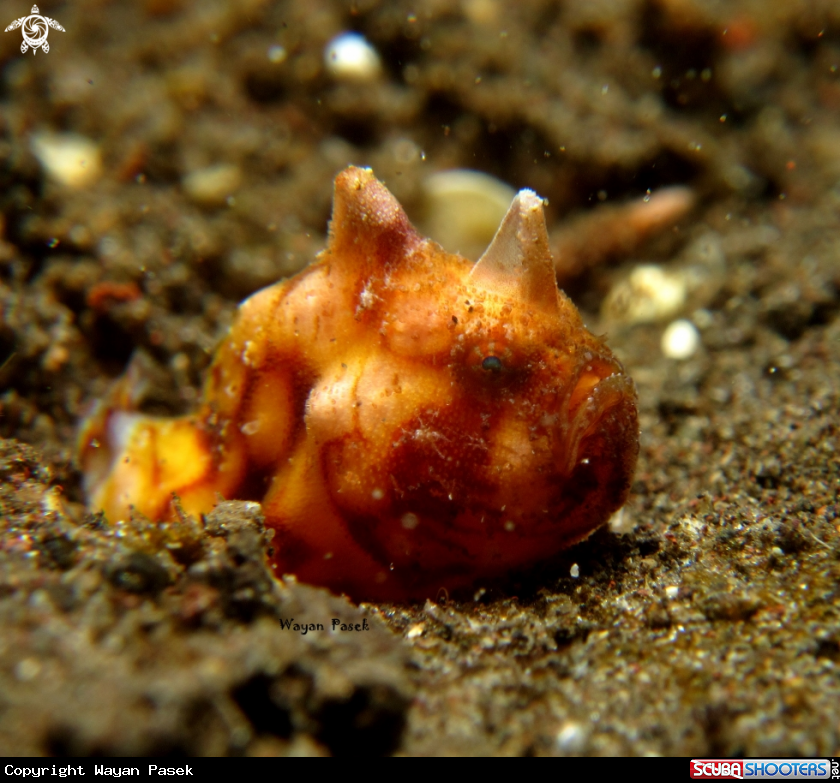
<box><xmin>1</xmin><ymin>0</ymin><xmax>839</xmax><ymax>756</ymax></box>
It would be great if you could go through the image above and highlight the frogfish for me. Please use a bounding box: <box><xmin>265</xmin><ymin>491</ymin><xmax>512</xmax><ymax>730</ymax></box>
<box><xmin>78</xmin><ymin>167</ymin><xmax>639</xmax><ymax>601</ymax></box>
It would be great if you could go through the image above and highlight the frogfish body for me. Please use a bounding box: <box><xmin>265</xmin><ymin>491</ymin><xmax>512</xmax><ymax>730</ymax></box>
<box><xmin>79</xmin><ymin>167</ymin><xmax>639</xmax><ymax>601</ymax></box>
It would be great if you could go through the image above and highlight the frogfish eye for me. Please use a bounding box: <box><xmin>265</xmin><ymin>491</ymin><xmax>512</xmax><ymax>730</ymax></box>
<box><xmin>481</xmin><ymin>355</ymin><xmax>503</xmax><ymax>373</ymax></box>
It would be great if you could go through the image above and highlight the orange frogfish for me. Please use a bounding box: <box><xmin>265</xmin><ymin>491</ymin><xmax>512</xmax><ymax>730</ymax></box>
<box><xmin>79</xmin><ymin>167</ymin><xmax>639</xmax><ymax>601</ymax></box>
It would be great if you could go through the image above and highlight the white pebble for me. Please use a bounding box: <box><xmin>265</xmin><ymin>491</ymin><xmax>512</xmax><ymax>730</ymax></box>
<box><xmin>182</xmin><ymin>164</ymin><xmax>242</xmax><ymax>207</ymax></box>
<box><xmin>661</xmin><ymin>318</ymin><xmax>700</xmax><ymax>360</ymax></box>
<box><xmin>570</xmin><ymin>563</ymin><xmax>580</xmax><ymax>578</ymax></box>
<box><xmin>324</xmin><ymin>32</ymin><xmax>382</xmax><ymax>82</ymax></box>
<box><xmin>267</xmin><ymin>44</ymin><xmax>287</xmax><ymax>63</ymax></box>
<box><xmin>556</xmin><ymin>720</ymin><xmax>587</xmax><ymax>753</ymax></box>
<box><xmin>602</xmin><ymin>264</ymin><xmax>686</xmax><ymax>325</ymax></box>
<box><xmin>15</xmin><ymin>657</ymin><xmax>41</xmax><ymax>682</ymax></box>
<box><xmin>31</xmin><ymin>132</ymin><xmax>102</xmax><ymax>189</ymax></box>
<box><xmin>608</xmin><ymin>506</ymin><xmax>635</xmax><ymax>535</ymax></box>
<box><xmin>664</xmin><ymin>585</ymin><xmax>680</xmax><ymax>600</ymax></box>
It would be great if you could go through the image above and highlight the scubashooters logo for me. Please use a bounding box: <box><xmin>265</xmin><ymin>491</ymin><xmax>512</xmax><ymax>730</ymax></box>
<box><xmin>4</xmin><ymin>5</ymin><xmax>65</xmax><ymax>54</ymax></box>
<box><xmin>690</xmin><ymin>759</ymin><xmax>833</xmax><ymax>780</ymax></box>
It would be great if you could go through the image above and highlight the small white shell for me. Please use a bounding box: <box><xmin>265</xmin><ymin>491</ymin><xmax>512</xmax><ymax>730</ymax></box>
<box><xmin>182</xmin><ymin>164</ymin><xmax>242</xmax><ymax>207</ymax></box>
<box><xmin>421</xmin><ymin>169</ymin><xmax>516</xmax><ymax>261</ymax></box>
<box><xmin>324</xmin><ymin>32</ymin><xmax>382</xmax><ymax>82</ymax></box>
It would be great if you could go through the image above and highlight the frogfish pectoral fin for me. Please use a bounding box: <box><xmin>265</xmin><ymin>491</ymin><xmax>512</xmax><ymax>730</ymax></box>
<box><xmin>77</xmin><ymin>352</ymin><xmax>245</xmax><ymax>523</ymax></box>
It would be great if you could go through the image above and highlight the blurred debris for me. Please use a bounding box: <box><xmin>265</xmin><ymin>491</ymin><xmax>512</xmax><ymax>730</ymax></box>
<box><xmin>552</xmin><ymin>187</ymin><xmax>695</xmax><ymax>283</ymax></box>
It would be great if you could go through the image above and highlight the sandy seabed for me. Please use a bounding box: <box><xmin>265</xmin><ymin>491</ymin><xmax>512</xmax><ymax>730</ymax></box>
<box><xmin>1</xmin><ymin>0</ymin><xmax>839</xmax><ymax>756</ymax></box>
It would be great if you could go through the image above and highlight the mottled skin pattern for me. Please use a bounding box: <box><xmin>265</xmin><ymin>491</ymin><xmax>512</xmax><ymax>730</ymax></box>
<box><xmin>79</xmin><ymin>167</ymin><xmax>639</xmax><ymax>601</ymax></box>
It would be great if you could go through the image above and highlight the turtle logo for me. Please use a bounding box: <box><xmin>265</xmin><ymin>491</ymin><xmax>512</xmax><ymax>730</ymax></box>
<box><xmin>5</xmin><ymin>5</ymin><xmax>65</xmax><ymax>54</ymax></box>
